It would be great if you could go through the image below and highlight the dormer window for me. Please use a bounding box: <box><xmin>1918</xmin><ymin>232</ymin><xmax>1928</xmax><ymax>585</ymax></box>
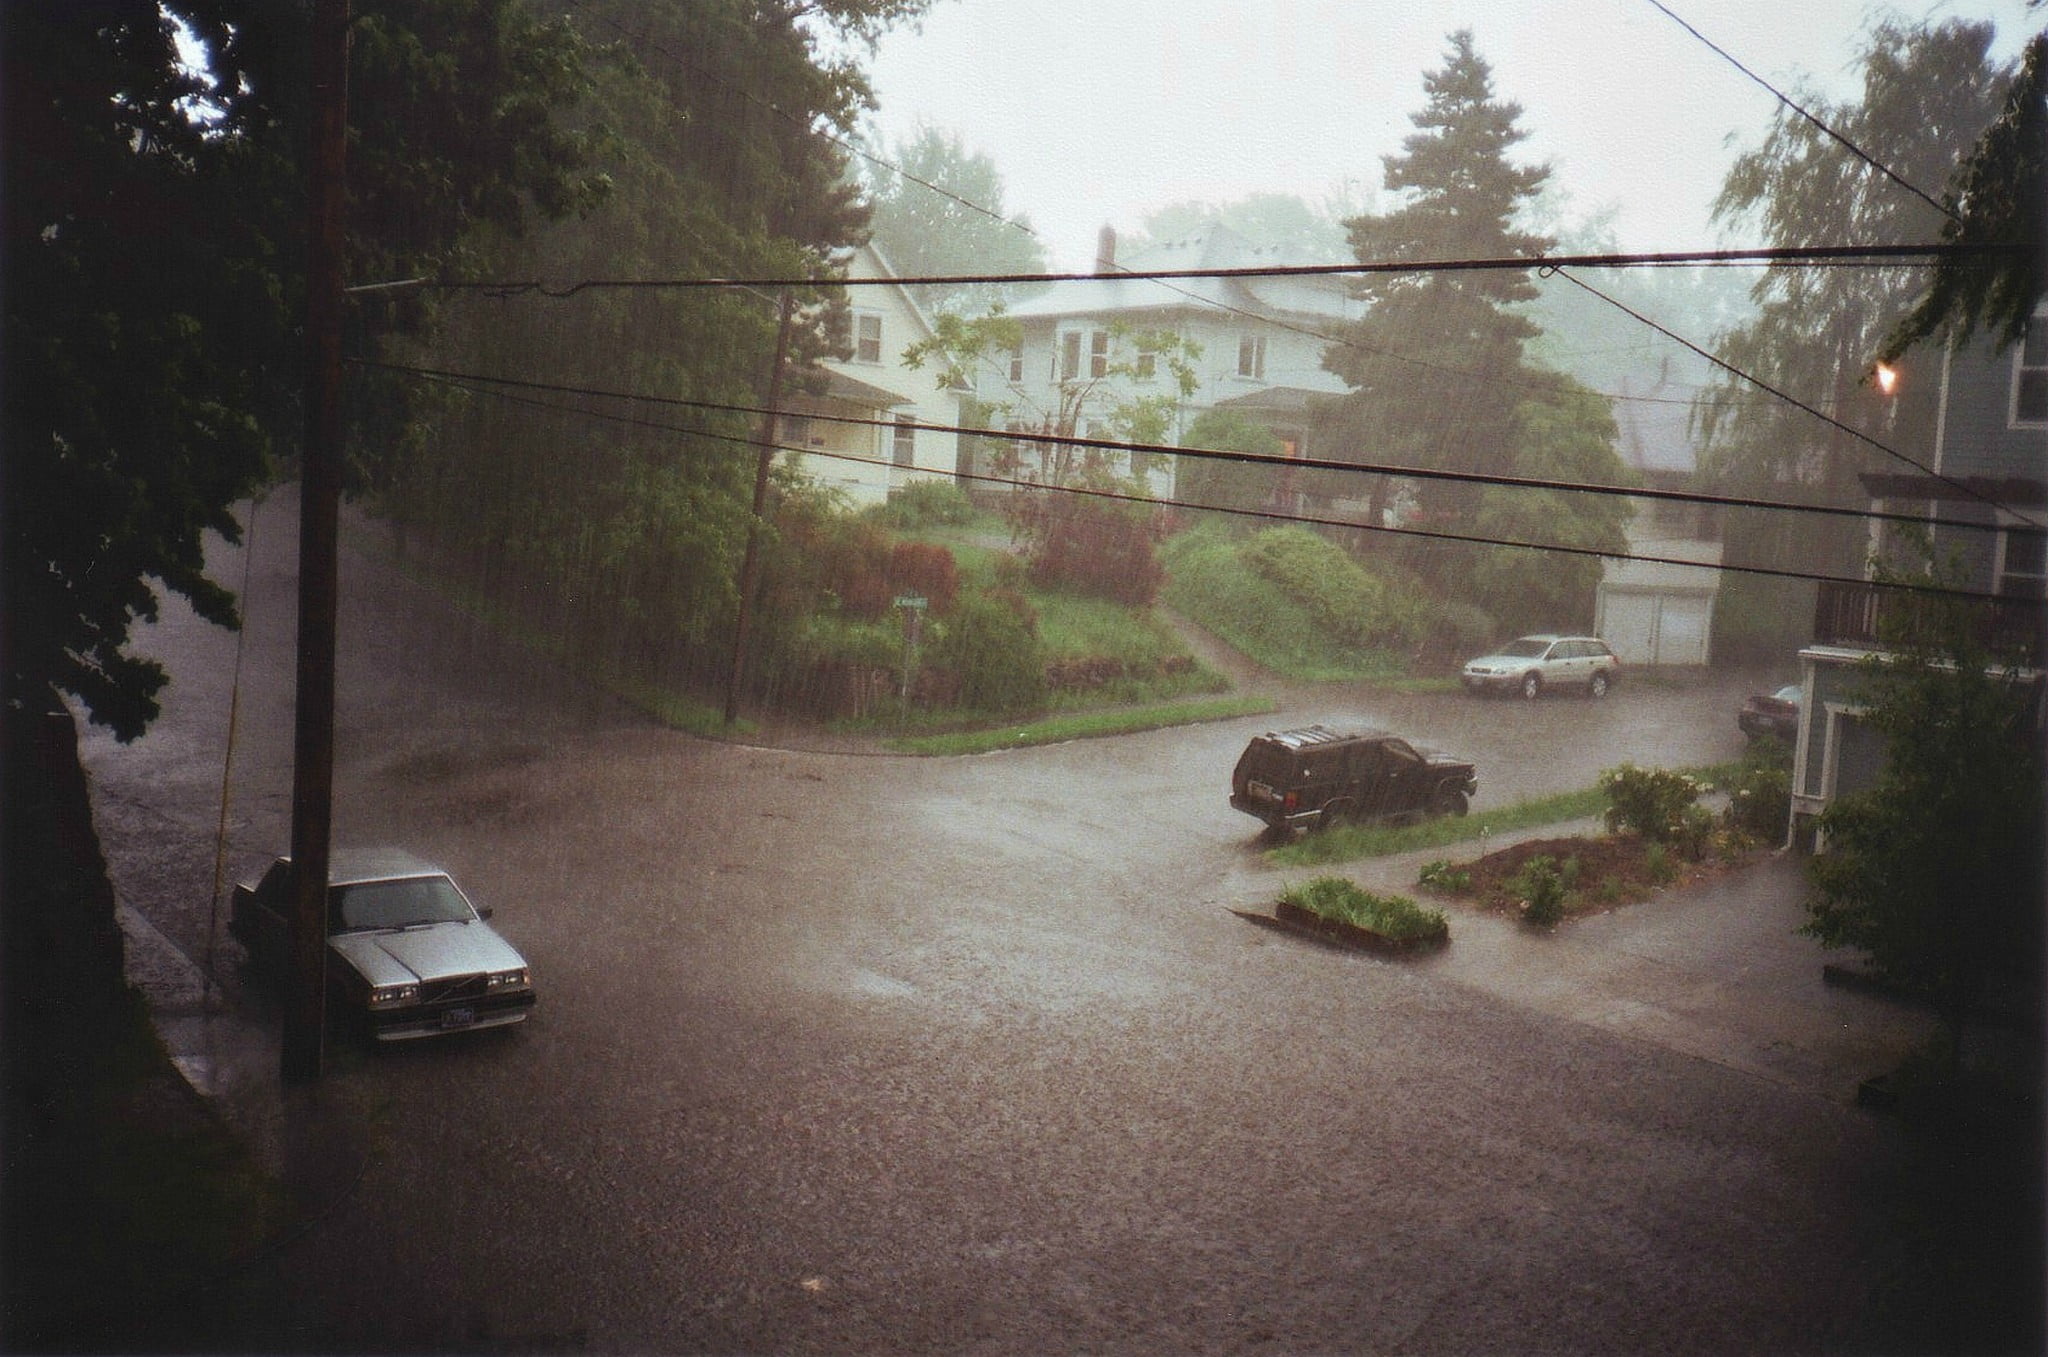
<box><xmin>854</xmin><ymin>312</ymin><xmax>882</xmax><ymax>364</ymax></box>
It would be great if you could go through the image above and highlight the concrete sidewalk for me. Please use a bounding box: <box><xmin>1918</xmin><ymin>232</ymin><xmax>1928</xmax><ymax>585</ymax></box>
<box><xmin>1334</xmin><ymin>829</ymin><xmax>1939</xmax><ymax>1105</ymax></box>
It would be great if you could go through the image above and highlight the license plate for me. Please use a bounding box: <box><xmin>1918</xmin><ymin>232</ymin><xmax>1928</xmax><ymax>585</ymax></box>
<box><xmin>441</xmin><ymin>1007</ymin><xmax>475</xmax><ymax>1029</ymax></box>
<box><xmin>1250</xmin><ymin>781</ymin><xmax>1275</xmax><ymax>800</ymax></box>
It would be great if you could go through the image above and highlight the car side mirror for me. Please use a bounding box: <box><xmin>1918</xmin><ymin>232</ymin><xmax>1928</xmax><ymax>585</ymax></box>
<box><xmin>477</xmin><ymin>905</ymin><xmax>494</xmax><ymax>920</ymax></box>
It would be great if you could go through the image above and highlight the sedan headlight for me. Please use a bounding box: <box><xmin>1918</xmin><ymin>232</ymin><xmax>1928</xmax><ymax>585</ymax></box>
<box><xmin>369</xmin><ymin>982</ymin><xmax>420</xmax><ymax>1008</ymax></box>
<box><xmin>487</xmin><ymin>967</ymin><xmax>530</xmax><ymax>992</ymax></box>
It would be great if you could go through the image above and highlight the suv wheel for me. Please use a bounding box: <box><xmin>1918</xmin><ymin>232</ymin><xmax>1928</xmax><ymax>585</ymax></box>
<box><xmin>1588</xmin><ymin>672</ymin><xmax>1610</xmax><ymax>699</ymax></box>
<box><xmin>1520</xmin><ymin>673</ymin><xmax>1542</xmax><ymax>701</ymax></box>
<box><xmin>1318</xmin><ymin>799</ymin><xmax>1356</xmax><ymax>831</ymax></box>
<box><xmin>1434</xmin><ymin>786</ymin><xmax>1469</xmax><ymax>818</ymax></box>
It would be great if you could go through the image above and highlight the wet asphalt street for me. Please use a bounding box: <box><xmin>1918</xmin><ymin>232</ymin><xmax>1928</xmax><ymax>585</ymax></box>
<box><xmin>83</xmin><ymin>490</ymin><xmax>1932</xmax><ymax>1353</ymax></box>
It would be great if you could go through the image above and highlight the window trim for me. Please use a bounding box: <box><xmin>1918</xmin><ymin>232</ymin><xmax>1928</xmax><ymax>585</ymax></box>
<box><xmin>1089</xmin><ymin>329</ymin><xmax>1110</xmax><ymax>379</ymax></box>
<box><xmin>891</xmin><ymin>414</ymin><xmax>917</xmax><ymax>467</ymax></box>
<box><xmin>1237</xmin><ymin>333</ymin><xmax>1267</xmax><ymax>380</ymax></box>
<box><xmin>854</xmin><ymin>311</ymin><xmax>883</xmax><ymax>365</ymax></box>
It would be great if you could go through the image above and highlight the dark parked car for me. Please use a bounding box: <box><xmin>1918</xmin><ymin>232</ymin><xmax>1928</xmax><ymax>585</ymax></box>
<box><xmin>1738</xmin><ymin>683</ymin><xmax>1802</xmax><ymax>743</ymax></box>
<box><xmin>1230</xmin><ymin>725</ymin><xmax>1477</xmax><ymax>834</ymax></box>
<box><xmin>231</xmin><ymin>848</ymin><xmax>535</xmax><ymax>1041</ymax></box>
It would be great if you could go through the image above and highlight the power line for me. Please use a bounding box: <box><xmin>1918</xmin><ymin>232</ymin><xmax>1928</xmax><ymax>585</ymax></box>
<box><xmin>1641</xmin><ymin>0</ymin><xmax>1960</xmax><ymax>223</ymax></box>
<box><xmin>413</xmin><ymin>242</ymin><xmax>1989</xmax><ymax>296</ymax></box>
<box><xmin>1551</xmin><ymin>267</ymin><xmax>2046</xmax><ymax>529</ymax></box>
<box><xmin>381</xmin><ymin>359</ymin><xmax>2025</xmax><ymax>604</ymax></box>
<box><xmin>361</xmin><ymin>357</ymin><xmax>2019</xmax><ymax>543</ymax></box>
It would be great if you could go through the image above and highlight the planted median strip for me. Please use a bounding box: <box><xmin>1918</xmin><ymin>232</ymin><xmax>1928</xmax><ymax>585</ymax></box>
<box><xmin>1265</xmin><ymin>762</ymin><xmax>1744</xmax><ymax>868</ymax></box>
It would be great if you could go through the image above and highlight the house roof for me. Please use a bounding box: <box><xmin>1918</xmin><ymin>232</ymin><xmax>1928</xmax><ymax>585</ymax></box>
<box><xmin>1004</xmin><ymin>223</ymin><xmax>1355</xmax><ymax>325</ymax></box>
<box><xmin>789</xmin><ymin>367</ymin><xmax>914</xmax><ymax>410</ymax></box>
<box><xmin>1212</xmin><ymin>386</ymin><xmax>1341</xmax><ymax>418</ymax></box>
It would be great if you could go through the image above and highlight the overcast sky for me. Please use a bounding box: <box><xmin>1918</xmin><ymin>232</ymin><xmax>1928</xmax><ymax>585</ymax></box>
<box><xmin>860</xmin><ymin>0</ymin><xmax>2037</xmax><ymax>269</ymax></box>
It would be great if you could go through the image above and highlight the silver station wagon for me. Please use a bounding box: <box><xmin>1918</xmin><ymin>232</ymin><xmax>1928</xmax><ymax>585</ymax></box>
<box><xmin>231</xmin><ymin>848</ymin><xmax>535</xmax><ymax>1041</ymax></box>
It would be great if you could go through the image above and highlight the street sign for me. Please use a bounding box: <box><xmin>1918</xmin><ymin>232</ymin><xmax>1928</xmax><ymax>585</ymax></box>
<box><xmin>894</xmin><ymin>594</ymin><xmax>928</xmax><ymax>610</ymax></box>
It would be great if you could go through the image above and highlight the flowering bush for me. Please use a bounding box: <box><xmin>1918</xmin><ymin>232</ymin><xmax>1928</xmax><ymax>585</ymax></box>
<box><xmin>1600</xmin><ymin>764</ymin><xmax>1709</xmax><ymax>846</ymax></box>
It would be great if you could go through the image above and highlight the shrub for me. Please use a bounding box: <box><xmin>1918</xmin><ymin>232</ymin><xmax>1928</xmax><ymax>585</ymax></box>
<box><xmin>1723</xmin><ymin>741</ymin><xmax>1792</xmax><ymax>842</ymax></box>
<box><xmin>1643</xmin><ymin>842</ymin><xmax>1675</xmax><ymax>885</ymax></box>
<box><xmin>886</xmin><ymin>541</ymin><xmax>960</xmax><ymax>615</ymax></box>
<box><xmin>924</xmin><ymin>592</ymin><xmax>1046</xmax><ymax>714</ymax></box>
<box><xmin>1278</xmin><ymin>876</ymin><xmax>1448</xmax><ymax>944</ymax></box>
<box><xmin>1599</xmin><ymin>763</ymin><xmax>1707</xmax><ymax>844</ymax></box>
<box><xmin>869</xmin><ymin>480</ymin><xmax>979</xmax><ymax>530</ymax></box>
<box><xmin>1028</xmin><ymin>498</ymin><xmax>1163</xmax><ymax>605</ymax></box>
<box><xmin>1236</xmin><ymin>526</ymin><xmax>1416</xmax><ymax>650</ymax></box>
<box><xmin>1506</xmin><ymin>854</ymin><xmax>1568</xmax><ymax>926</ymax></box>
<box><xmin>1418</xmin><ymin>859</ymin><xmax>1472</xmax><ymax>893</ymax></box>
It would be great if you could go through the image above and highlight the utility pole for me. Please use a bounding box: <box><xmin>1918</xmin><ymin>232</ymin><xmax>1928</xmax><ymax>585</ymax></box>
<box><xmin>724</xmin><ymin>291</ymin><xmax>794</xmax><ymax>726</ymax></box>
<box><xmin>283</xmin><ymin>0</ymin><xmax>350</xmax><ymax>1083</ymax></box>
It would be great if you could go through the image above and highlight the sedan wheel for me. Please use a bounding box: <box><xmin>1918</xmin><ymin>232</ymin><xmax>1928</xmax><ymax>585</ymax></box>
<box><xmin>1589</xmin><ymin>672</ymin><xmax>1610</xmax><ymax>699</ymax></box>
<box><xmin>1520</xmin><ymin>673</ymin><xmax>1542</xmax><ymax>701</ymax></box>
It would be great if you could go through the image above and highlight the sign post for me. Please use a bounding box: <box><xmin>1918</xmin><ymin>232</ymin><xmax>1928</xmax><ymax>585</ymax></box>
<box><xmin>895</xmin><ymin>594</ymin><xmax>927</xmax><ymax>701</ymax></box>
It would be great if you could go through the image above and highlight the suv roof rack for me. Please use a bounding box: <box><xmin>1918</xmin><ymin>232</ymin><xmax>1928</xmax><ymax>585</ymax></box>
<box><xmin>1258</xmin><ymin>724</ymin><xmax>1389</xmax><ymax>749</ymax></box>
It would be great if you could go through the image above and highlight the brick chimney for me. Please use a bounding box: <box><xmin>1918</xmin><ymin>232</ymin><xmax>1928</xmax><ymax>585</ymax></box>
<box><xmin>1094</xmin><ymin>224</ymin><xmax>1117</xmax><ymax>274</ymax></box>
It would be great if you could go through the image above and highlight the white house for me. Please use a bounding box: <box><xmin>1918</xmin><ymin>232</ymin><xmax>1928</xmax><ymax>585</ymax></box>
<box><xmin>967</xmin><ymin>224</ymin><xmax>1359</xmax><ymax>497</ymax></box>
<box><xmin>783</xmin><ymin>241</ymin><xmax>963</xmax><ymax>507</ymax></box>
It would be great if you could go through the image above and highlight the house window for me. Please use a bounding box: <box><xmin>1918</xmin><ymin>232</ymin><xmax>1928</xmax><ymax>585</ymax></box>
<box><xmin>1237</xmin><ymin>334</ymin><xmax>1267</xmax><ymax>379</ymax></box>
<box><xmin>892</xmin><ymin>415</ymin><xmax>916</xmax><ymax>467</ymax></box>
<box><xmin>854</xmin><ymin>311</ymin><xmax>882</xmax><ymax>364</ymax></box>
<box><xmin>1998</xmin><ymin>526</ymin><xmax>2046</xmax><ymax>596</ymax></box>
<box><xmin>1134</xmin><ymin>350</ymin><xmax>1157</xmax><ymax>380</ymax></box>
<box><xmin>784</xmin><ymin>415</ymin><xmax>814</xmax><ymax>448</ymax></box>
<box><xmin>1007</xmin><ymin>345</ymin><xmax>1024</xmax><ymax>384</ymax></box>
<box><xmin>1089</xmin><ymin>330</ymin><xmax>1110</xmax><ymax>379</ymax></box>
<box><xmin>1059</xmin><ymin>331</ymin><xmax>1082</xmax><ymax>382</ymax></box>
<box><xmin>2014</xmin><ymin>313</ymin><xmax>2047</xmax><ymax>426</ymax></box>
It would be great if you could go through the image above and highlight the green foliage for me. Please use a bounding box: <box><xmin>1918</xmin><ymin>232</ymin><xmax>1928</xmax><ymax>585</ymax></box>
<box><xmin>1506</xmin><ymin>855</ymin><xmax>1569</xmax><ymax>926</ymax></box>
<box><xmin>1704</xmin><ymin>19</ymin><xmax>2010</xmax><ymax>578</ymax></box>
<box><xmin>1643</xmin><ymin>842</ymin><xmax>1675</xmax><ymax>886</ymax></box>
<box><xmin>1177</xmin><ymin>408</ymin><xmax>1285</xmax><ymax>514</ymax></box>
<box><xmin>1418</xmin><ymin>860</ymin><xmax>1472</xmax><ymax>893</ymax></box>
<box><xmin>1269</xmin><ymin>784</ymin><xmax>1612</xmax><ymax>867</ymax></box>
<box><xmin>1804</xmin><ymin>555</ymin><xmax>2046</xmax><ymax>1024</ymax></box>
<box><xmin>1467</xmin><ymin>384</ymin><xmax>1635</xmax><ymax>630</ymax></box>
<box><xmin>1236</xmin><ymin>527</ymin><xmax>1424</xmax><ymax>651</ymax></box>
<box><xmin>858</xmin><ymin>125</ymin><xmax>1049</xmax><ymax>316</ymax></box>
<box><xmin>925</xmin><ymin>592</ymin><xmax>1046</xmax><ymax>715</ymax></box>
<box><xmin>1027</xmin><ymin>498</ymin><xmax>1163</xmax><ymax>605</ymax></box>
<box><xmin>1278</xmin><ymin>877</ymin><xmax>1449</xmax><ymax>944</ymax></box>
<box><xmin>1599</xmin><ymin>764</ymin><xmax>1708</xmax><ymax>845</ymax></box>
<box><xmin>1722</xmin><ymin>738</ymin><xmax>1792</xmax><ymax>842</ymax></box>
<box><xmin>868</xmin><ymin>480</ymin><xmax>981</xmax><ymax>531</ymax></box>
<box><xmin>1322</xmin><ymin>30</ymin><xmax>1554</xmax><ymax>542</ymax></box>
<box><xmin>1881</xmin><ymin>33</ymin><xmax>2046</xmax><ymax>362</ymax></box>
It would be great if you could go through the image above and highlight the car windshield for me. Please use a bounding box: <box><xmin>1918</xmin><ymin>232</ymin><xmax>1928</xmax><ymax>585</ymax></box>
<box><xmin>332</xmin><ymin>876</ymin><xmax>474</xmax><ymax>931</ymax></box>
<box><xmin>1775</xmin><ymin>685</ymin><xmax>1802</xmax><ymax>703</ymax></box>
<box><xmin>1497</xmin><ymin>638</ymin><xmax>1550</xmax><ymax>658</ymax></box>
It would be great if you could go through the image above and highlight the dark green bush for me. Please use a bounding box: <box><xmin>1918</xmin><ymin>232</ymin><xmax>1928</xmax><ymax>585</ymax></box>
<box><xmin>1236</xmin><ymin>526</ymin><xmax>1419</xmax><ymax>650</ymax></box>
<box><xmin>1723</xmin><ymin>740</ymin><xmax>1792</xmax><ymax>841</ymax></box>
<box><xmin>1506</xmin><ymin>854</ymin><xmax>1568</xmax><ymax>926</ymax></box>
<box><xmin>925</xmin><ymin>592</ymin><xmax>1046</xmax><ymax>714</ymax></box>
<box><xmin>869</xmin><ymin>479</ymin><xmax>979</xmax><ymax>530</ymax></box>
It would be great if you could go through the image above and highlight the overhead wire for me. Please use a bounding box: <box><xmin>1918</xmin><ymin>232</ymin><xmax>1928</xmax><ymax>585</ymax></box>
<box><xmin>366</xmin><ymin>356</ymin><xmax>2033</xmax><ymax>600</ymax></box>
<box><xmin>1640</xmin><ymin>0</ymin><xmax>1962</xmax><ymax>223</ymax></box>
<box><xmin>1550</xmin><ymin>266</ymin><xmax>2046</xmax><ymax>529</ymax></box>
<box><xmin>445</xmin><ymin>5</ymin><xmax>2037</xmax><ymax>535</ymax></box>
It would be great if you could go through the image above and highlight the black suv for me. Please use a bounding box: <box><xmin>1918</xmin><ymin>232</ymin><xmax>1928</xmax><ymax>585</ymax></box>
<box><xmin>1230</xmin><ymin>725</ymin><xmax>1478</xmax><ymax>834</ymax></box>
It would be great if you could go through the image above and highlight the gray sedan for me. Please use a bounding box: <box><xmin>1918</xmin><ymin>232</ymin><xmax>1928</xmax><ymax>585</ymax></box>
<box><xmin>231</xmin><ymin>848</ymin><xmax>535</xmax><ymax>1040</ymax></box>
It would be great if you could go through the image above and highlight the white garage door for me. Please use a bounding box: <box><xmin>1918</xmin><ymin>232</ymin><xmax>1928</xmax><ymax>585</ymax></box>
<box><xmin>1596</xmin><ymin>588</ymin><xmax>1713</xmax><ymax>666</ymax></box>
